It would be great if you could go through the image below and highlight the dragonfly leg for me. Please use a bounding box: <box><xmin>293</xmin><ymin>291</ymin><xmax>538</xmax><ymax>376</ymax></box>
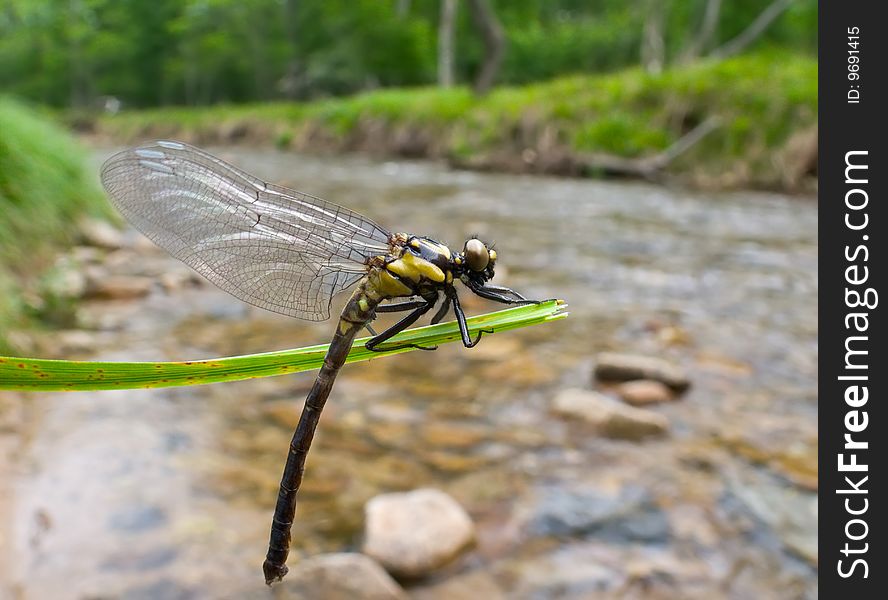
<box><xmin>475</xmin><ymin>283</ymin><xmax>534</xmax><ymax>302</ymax></box>
<box><xmin>468</xmin><ymin>282</ymin><xmax>539</xmax><ymax>305</ymax></box>
<box><xmin>366</xmin><ymin>298</ymin><xmax>438</xmax><ymax>352</ymax></box>
<box><xmin>430</xmin><ymin>295</ymin><xmax>451</xmax><ymax>324</ymax></box>
<box><xmin>451</xmin><ymin>288</ymin><xmax>493</xmax><ymax>348</ymax></box>
<box><xmin>369</xmin><ymin>299</ymin><xmax>431</xmax><ymax>336</ymax></box>
<box><xmin>375</xmin><ymin>299</ymin><xmax>430</xmax><ymax>313</ymax></box>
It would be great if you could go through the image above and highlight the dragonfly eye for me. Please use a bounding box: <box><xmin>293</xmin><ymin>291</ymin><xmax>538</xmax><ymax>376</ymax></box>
<box><xmin>464</xmin><ymin>238</ymin><xmax>489</xmax><ymax>272</ymax></box>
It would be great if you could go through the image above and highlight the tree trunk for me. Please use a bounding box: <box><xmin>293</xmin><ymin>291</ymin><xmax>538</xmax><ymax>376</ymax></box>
<box><xmin>281</xmin><ymin>0</ymin><xmax>301</xmax><ymax>98</ymax></box>
<box><xmin>710</xmin><ymin>0</ymin><xmax>795</xmax><ymax>59</ymax></box>
<box><xmin>438</xmin><ymin>0</ymin><xmax>457</xmax><ymax>87</ymax></box>
<box><xmin>466</xmin><ymin>0</ymin><xmax>505</xmax><ymax>95</ymax></box>
<box><xmin>67</xmin><ymin>0</ymin><xmax>92</xmax><ymax>108</ymax></box>
<box><xmin>577</xmin><ymin>117</ymin><xmax>721</xmax><ymax>180</ymax></box>
<box><xmin>640</xmin><ymin>0</ymin><xmax>665</xmax><ymax>74</ymax></box>
<box><xmin>246</xmin><ymin>14</ymin><xmax>270</xmax><ymax>100</ymax></box>
<box><xmin>397</xmin><ymin>0</ymin><xmax>412</xmax><ymax>18</ymax></box>
<box><xmin>682</xmin><ymin>0</ymin><xmax>722</xmax><ymax>62</ymax></box>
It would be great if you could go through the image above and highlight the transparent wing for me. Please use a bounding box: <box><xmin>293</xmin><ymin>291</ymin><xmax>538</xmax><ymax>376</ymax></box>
<box><xmin>100</xmin><ymin>140</ymin><xmax>392</xmax><ymax>321</ymax></box>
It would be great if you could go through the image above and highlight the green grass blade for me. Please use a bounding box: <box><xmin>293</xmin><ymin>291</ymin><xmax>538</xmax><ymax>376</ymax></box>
<box><xmin>1</xmin><ymin>300</ymin><xmax>566</xmax><ymax>392</ymax></box>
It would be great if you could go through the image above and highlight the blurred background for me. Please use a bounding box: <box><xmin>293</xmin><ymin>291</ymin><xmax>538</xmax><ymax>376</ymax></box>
<box><xmin>1</xmin><ymin>1</ymin><xmax>816</xmax><ymax>598</ymax></box>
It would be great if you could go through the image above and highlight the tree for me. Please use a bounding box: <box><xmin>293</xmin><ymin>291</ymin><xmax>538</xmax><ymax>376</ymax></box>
<box><xmin>709</xmin><ymin>0</ymin><xmax>796</xmax><ymax>59</ymax></box>
<box><xmin>437</xmin><ymin>0</ymin><xmax>457</xmax><ymax>87</ymax></box>
<box><xmin>681</xmin><ymin>0</ymin><xmax>721</xmax><ymax>61</ymax></box>
<box><xmin>465</xmin><ymin>0</ymin><xmax>504</xmax><ymax>95</ymax></box>
<box><xmin>641</xmin><ymin>0</ymin><xmax>665</xmax><ymax>74</ymax></box>
<box><xmin>675</xmin><ymin>0</ymin><xmax>800</xmax><ymax>64</ymax></box>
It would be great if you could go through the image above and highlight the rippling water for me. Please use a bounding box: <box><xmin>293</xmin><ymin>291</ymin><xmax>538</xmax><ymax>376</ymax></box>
<box><xmin>2</xmin><ymin>148</ymin><xmax>817</xmax><ymax>599</ymax></box>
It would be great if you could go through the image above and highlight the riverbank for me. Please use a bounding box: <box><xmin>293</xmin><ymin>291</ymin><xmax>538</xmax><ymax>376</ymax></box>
<box><xmin>0</xmin><ymin>98</ymin><xmax>112</xmax><ymax>354</ymax></box>
<box><xmin>87</xmin><ymin>52</ymin><xmax>816</xmax><ymax>193</ymax></box>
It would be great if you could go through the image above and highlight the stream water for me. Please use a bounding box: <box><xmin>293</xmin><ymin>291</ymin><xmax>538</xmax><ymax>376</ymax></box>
<box><xmin>1</xmin><ymin>147</ymin><xmax>817</xmax><ymax>599</ymax></box>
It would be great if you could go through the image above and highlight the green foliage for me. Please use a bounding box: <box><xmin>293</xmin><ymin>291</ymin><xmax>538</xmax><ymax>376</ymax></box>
<box><xmin>573</xmin><ymin>116</ymin><xmax>671</xmax><ymax>156</ymax></box>
<box><xmin>0</xmin><ymin>0</ymin><xmax>816</xmax><ymax>108</ymax></box>
<box><xmin>98</xmin><ymin>52</ymin><xmax>816</xmax><ymax>183</ymax></box>
<box><xmin>495</xmin><ymin>9</ymin><xmax>641</xmax><ymax>83</ymax></box>
<box><xmin>0</xmin><ymin>97</ymin><xmax>110</xmax><ymax>351</ymax></box>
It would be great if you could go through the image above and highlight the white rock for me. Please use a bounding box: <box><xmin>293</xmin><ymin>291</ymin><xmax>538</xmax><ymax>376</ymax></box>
<box><xmin>78</xmin><ymin>218</ymin><xmax>124</xmax><ymax>249</ymax></box>
<box><xmin>551</xmin><ymin>388</ymin><xmax>669</xmax><ymax>441</ymax></box>
<box><xmin>362</xmin><ymin>488</ymin><xmax>475</xmax><ymax>578</ymax></box>
<box><xmin>279</xmin><ymin>553</ymin><xmax>406</xmax><ymax>600</ymax></box>
<box><xmin>48</xmin><ymin>267</ymin><xmax>87</xmax><ymax>298</ymax></box>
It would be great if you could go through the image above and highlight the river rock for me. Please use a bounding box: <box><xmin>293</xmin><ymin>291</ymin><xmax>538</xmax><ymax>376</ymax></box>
<box><xmin>593</xmin><ymin>353</ymin><xmax>691</xmax><ymax>392</ymax></box>
<box><xmin>419</xmin><ymin>449</ymin><xmax>490</xmax><ymax>473</ymax></box>
<box><xmin>159</xmin><ymin>270</ymin><xmax>198</xmax><ymax>292</ymax></box>
<box><xmin>70</xmin><ymin>245</ymin><xmax>104</xmax><ymax>264</ymax></box>
<box><xmin>615</xmin><ymin>380</ymin><xmax>675</xmax><ymax>406</ymax></box>
<box><xmin>715</xmin><ymin>413</ymin><xmax>817</xmax><ymax>491</ymax></box>
<box><xmin>411</xmin><ymin>569</ymin><xmax>506</xmax><ymax>600</ymax></box>
<box><xmin>551</xmin><ymin>388</ymin><xmax>669</xmax><ymax>441</ymax></box>
<box><xmin>3</xmin><ymin>331</ymin><xmax>36</xmax><ymax>354</ymax></box>
<box><xmin>78</xmin><ymin>218</ymin><xmax>124</xmax><ymax>249</ymax></box>
<box><xmin>279</xmin><ymin>553</ymin><xmax>407</xmax><ymax>600</ymax></box>
<box><xmin>481</xmin><ymin>354</ymin><xmax>558</xmax><ymax>387</ymax></box>
<box><xmin>495</xmin><ymin>541</ymin><xmax>623</xmax><ymax>597</ymax></box>
<box><xmin>84</xmin><ymin>275</ymin><xmax>153</xmax><ymax>300</ymax></box>
<box><xmin>55</xmin><ymin>330</ymin><xmax>100</xmax><ymax>354</ymax></box>
<box><xmin>260</xmin><ymin>400</ymin><xmax>302</xmax><ymax>430</ymax></box>
<box><xmin>0</xmin><ymin>394</ymin><xmax>25</xmax><ymax>433</ymax></box>
<box><xmin>528</xmin><ymin>485</ymin><xmax>669</xmax><ymax>543</ymax></box>
<box><xmin>725</xmin><ymin>469</ymin><xmax>818</xmax><ymax>565</ymax></box>
<box><xmin>362</xmin><ymin>488</ymin><xmax>475</xmax><ymax>578</ymax></box>
<box><xmin>419</xmin><ymin>421</ymin><xmax>488</xmax><ymax>449</ymax></box>
<box><xmin>46</xmin><ymin>266</ymin><xmax>88</xmax><ymax>299</ymax></box>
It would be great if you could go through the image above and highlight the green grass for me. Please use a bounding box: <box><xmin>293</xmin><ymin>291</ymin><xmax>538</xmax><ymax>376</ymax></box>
<box><xmin>0</xmin><ymin>300</ymin><xmax>567</xmax><ymax>391</ymax></box>
<box><xmin>0</xmin><ymin>97</ymin><xmax>112</xmax><ymax>352</ymax></box>
<box><xmin>96</xmin><ymin>51</ymin><xmax>816</xmax><ymax>188</ymax></box>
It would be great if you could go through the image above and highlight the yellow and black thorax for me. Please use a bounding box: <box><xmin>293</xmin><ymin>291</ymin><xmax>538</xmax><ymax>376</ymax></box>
<box><xmin>365</xmin><ymin>234</ymin><xmax>455</xmax><ymax>300</ymax></box>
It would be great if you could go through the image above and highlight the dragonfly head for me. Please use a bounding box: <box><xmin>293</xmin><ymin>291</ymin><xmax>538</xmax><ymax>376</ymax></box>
<box><xmin>457</xmin><ymin>238</ymin><xmax>497</xmax><ymax>283</ymax></box>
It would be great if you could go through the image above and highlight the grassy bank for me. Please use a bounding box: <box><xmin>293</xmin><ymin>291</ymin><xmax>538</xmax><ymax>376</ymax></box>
<box><xmin>93</xmin><ymin>52</ymin><xmax>816</xmax><ymax>191</ymax></box>
<box><xmin>0</xmin><ymin>97</ymin><xmax>111</xmax><ymax>353</ymax></box>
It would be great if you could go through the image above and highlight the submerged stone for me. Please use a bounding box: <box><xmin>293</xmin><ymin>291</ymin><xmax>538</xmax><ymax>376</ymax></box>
<box><xmin>551</xmin><ymin>388</ymin><xmax>669</xmax><ymax>441</ymax></box>
<box><xmin>528</xmin><ymin>485</ymin><xmax>670</xmax><ymax>543</ymax></box>
<box><xmin>594</xmin><ymin>353</ymin><xmax>691</xmax><ymax>392</ymax></box>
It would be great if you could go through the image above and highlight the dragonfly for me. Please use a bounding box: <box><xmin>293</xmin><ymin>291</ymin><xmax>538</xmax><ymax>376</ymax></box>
<box><xmin>100</xmin><ymin>141</ymin><xmax>538</xmax><ymax>584</ymax></box>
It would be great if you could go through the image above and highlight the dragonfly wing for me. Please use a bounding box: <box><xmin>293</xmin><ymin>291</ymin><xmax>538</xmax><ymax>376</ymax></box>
<box><xmin>100</xmin><ymin>140</ymin><xmax>392</xmax><ymax>321</ymax></box>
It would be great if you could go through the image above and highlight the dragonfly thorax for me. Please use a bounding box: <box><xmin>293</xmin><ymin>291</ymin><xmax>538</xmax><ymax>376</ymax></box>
<box><xmin>371</xmin><ymin>234</ymin><xmax>498</xmax><ymax>301</ymax></box>
<box><xmin>364</xmin><ymin>235</ymin><xmax>445</xmax><ymax>300</ymax></box>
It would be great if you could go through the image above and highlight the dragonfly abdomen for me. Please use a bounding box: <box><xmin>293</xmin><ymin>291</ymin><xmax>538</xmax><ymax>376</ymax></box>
<box><xmin>265</xmin><ymin>281</ymin><xmax>380</xmax><ymax>583</ymax></box>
